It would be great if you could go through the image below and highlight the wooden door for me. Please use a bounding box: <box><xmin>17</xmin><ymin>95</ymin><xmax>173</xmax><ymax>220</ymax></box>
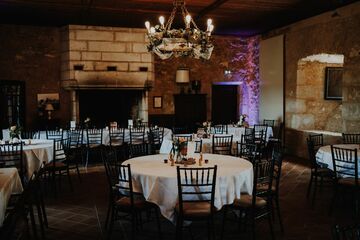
<box><xmin>174</xmin><ymin>94</ymin><xmax>206</xmax><ymax>131</ymax></box>
<box><xmin>211</xmin><ymin>85</ymin><xmax>237</xmax><ymax>124</ymax></box>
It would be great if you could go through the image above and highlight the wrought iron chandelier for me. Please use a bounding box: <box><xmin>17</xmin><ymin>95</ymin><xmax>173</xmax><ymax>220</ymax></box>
<box><xmin>144</xmin><ymin>0</ymin><xmax>214</xmax><ymax>60</ymax></box>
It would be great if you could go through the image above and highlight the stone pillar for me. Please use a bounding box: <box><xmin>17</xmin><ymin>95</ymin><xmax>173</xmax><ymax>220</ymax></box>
<box><xmin>138</xmin><ymin>91</ymin><xmax>149</xmax><ymax>122</ymax></box>
<box><xmin>70</xmin><ymin>90</ymin><xmax>78</xmax><ymax>122</ymax></box>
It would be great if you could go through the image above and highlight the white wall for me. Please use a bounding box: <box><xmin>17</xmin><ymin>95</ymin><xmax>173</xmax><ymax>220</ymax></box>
<box><xmin>259</xmin><ymin>35</ymin><xmax>284</xmax><ymax>123</ymax></box>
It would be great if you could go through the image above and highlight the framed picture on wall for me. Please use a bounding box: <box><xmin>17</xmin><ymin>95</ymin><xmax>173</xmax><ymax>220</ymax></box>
<box><xmin>37</xmin><ymin>93</ymin><xmax>60</xmax><ymax>110</ymax></box>
<box><xmin>324</xmin><ymin>67</ymin><xmax>343</xmax><ymax>100</ymax></box>
<box><xmin>153</xmin><ymin>96</ymin><xmax>162</xmax><ymax>108</ymax></box>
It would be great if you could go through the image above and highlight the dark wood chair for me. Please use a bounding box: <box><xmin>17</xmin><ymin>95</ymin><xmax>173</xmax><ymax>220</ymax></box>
<box><xmin>254</xmin><ymin>124</ymin><xmax>268</xmax><ymax>143</ymax></box>
<box><xmin>0</xmin><ymin>142</ymin><xmax>25</xmax><ymax>186</ymax></box>
<box><xmin>221</xmin><ymin>160</ymin><xmax>275</xmax><ymax>240</ymax></box>
<box><xmin>67</xmin><ymin>128</ymin><xmax>83</xmax><ymax>181</ymax></box>
<box><xmin>129</xmin><ymin>143</ymin><xmax>149</xmax><ymax>158</ymax></box>
<box><xmin>308</xmin><ymin>134</ymin><xmax>324</xmax><ymax>151</ymax></box>
<box><xmin>236</xmin><ymin>141</ymin><xmax>261</xmax><ymax>163</ymax></box>
<box><xmin>342</xmin><ymin>133</ymin><xmax>360</xmax><ymax>144</ymax></box>
<box><xmin>212</xmin><ymin>135</ymin><xmax>233</xmax><ymax>155</ymax></box>
<box><xmin>102</xmin><ymin>149</ymin><xmax>162</xmax><ymax>240</ymax></box>
<box><xmin>84</xmin><ymin>128</ymin><xmax>103</xmax><ymax>167</ymax></box>
<box><xmin>129</xmin><ymin>126</ymin><xmax>145</xmax><ymax>145</ymax></box>
<box><xmin>46</xmin><ymin>129</ymin><xmax>64</xmax><ymax>140</ymax></box>
<box><xmin>20</xmin><ymin>130</ymin><xmax>40</xmax><ymax>139</ymax></box>
<box><xmin>329</xmin><ymin>146</ymin><xmax>359</xmax><ymax>216</ymax></box>
<box><xmin>212</xmin><ymin>124</ymin><xmax>228</xmax><ymax>134</ymax></box>
<box><xmin>332</xmin><ymin>224</ymin><xmax>360</xmax><ymax>240</ymax></box>
<box><xmin>44</xmin><ymin>138</ymin><xmax>73</xmax><ymax>196</ymax></box>
<box><xmin>148</xmin><ymin>127</ymin><xmax>164</xmax><ymax>153</ymax></box>
<box><xmin>195</xmin><ymin>139</ymin><xmax>202</xmax><ymax>153</ymax></box>
<box><xmin>263</xmin><ymin>119</ymin><xmax>275</xmax><ymax>127</ymax></box>
<box><xmin>176</xmin><ymin>165</ymin><xmax>218</xmax><ymax>240</ymax></box>
<box><xmin>306</xmin><ymin>138</ymin><xmax>334</xmax><ymax>205</ymax></box>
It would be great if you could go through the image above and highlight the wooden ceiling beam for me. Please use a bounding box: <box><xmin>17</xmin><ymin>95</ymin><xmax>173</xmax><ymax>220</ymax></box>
<box><xmin>195</xmin><ymin>0</ymin><xmax>230</xmax><ymax>20</ymax></box>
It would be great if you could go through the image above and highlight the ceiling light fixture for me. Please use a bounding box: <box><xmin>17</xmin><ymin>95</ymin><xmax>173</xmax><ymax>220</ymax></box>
<box><xmin>145</xmin><ymin>0</ymin><xmax>214</xmax><ymax>60</ymax></box>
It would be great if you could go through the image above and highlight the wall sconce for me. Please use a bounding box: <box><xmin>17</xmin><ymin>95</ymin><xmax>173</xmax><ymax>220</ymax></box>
<box><xmin>176</xmin><ymin>67</ymin><xmax>190</xmax><ymax>93</ymax></box>
<box><xmin>45</xmin><ymin>103</ymin><xmax>54</xmax><ymax>120</ymax></box>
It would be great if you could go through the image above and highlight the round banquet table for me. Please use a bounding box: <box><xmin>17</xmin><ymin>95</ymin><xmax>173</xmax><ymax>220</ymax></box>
<box><xmin>316</xmin><ymin>144</ymin><xmax>360</xmax><ymax>175</ymax></box>
<box><xmin>123</xmin><ymin>153</ymin><xmax>253</xmax><ymax>222</ymax></box>
<box><xmin>22</xmin><ymin>139</ymin><xmax>54</xmax><ymax>177</ymax></box>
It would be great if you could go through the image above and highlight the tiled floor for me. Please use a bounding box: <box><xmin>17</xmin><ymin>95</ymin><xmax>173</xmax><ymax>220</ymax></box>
<box><xmin>39</xmin><ymin>156</ymin><xmax>355</xmax><ymax>240</ymax></box>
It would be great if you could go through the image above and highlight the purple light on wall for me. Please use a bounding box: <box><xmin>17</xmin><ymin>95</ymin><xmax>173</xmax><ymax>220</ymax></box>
<box><xmin>229</xmin><ymin>36</ymin><xmax>260</xmax><ymax>125</ymax></box>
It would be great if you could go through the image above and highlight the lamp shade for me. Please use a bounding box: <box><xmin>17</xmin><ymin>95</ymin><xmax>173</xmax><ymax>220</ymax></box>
<box><xmin>176</xmin><ymin>68</ymin><xmax>190</xmax><ymax>83</ymax></box>
<box><xmin>45</xmin><ymin>103</ymin><xmax>54</xmax><ymax>111</ymax></box>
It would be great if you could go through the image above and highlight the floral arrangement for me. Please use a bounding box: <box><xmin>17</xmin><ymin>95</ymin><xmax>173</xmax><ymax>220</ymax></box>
<box><xmin>9</xmin><ymin>125</ymin><xmax>22</xmax><ymax>140</ymax></box>
<box><xmin>237</xmin><ymin>114</ymin><xmax>249</xmax><ymax>127</ymax></box>
<box><xmin>202</xmin><ymin>121</ymin><xmax>211</xmax><ymax>134</ymax></box>
<box><xmin>84</xmin><ymin>117</ymin><xmax>91</xmax><ymax>128</ymax></box>
<box><xmin>172</xmin><ymin>137</ymin><xmax>188</xmax><ymax>158</ymax></box>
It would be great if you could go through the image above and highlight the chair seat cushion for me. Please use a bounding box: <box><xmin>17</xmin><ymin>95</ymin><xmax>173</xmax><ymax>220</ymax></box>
<box><xmin>233</xmin><ymin>194</ymin><xmax>267</xmax><ymax>208</ymax></box>
<box><xmin>175</xmin><ymin>202</ymin><xmax>213</xmax><ymax>218</ymax></box>
<box><xmin>338</xmin><ymin>178</ymin><xmax>358</xmax><ymax>186</ymax></box>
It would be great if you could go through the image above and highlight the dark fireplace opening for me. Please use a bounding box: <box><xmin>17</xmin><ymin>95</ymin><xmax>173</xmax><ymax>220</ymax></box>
<box><xmin>78</xmin><ymin>90</ymin><xmax>142</xmax><ymax>127</ymax></box>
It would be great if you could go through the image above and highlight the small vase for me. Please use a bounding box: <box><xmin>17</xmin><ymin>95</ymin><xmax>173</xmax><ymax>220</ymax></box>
<box><xmin>175</xmin><ymin>151</ymin><xmax>182</xmax><ymax>164</ymax></box>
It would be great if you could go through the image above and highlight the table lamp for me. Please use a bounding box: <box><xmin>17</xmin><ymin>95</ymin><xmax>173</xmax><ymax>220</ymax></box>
<box><xmin>176</xmin><ymin>67</ymin><xmax>190</xmax><ymax>94</ymax></box>
<box><xmin>45</xmin><ymin>103</ymin><xmax>54</xmax><ymax>120</ymax></box>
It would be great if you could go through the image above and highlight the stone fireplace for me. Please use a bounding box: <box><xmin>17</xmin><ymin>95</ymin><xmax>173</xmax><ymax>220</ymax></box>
<box><xmin>60</xmin><ymin>25</ymin><xmax>154</xmax><ymax>124</ymax></box>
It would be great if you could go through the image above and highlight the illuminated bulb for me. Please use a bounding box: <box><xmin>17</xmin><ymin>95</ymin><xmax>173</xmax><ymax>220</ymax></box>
<box><xmin>185</xmin><ymin>14</ymin><xmax>191</xmax><ymax>27</ymax></box>
<box><xmin>145</xmin><ymin>21</ymin><xmax>150</xmax><ymax>32</ymax></box>
<box><xmin>159</xmin><ymin>16</ymin><xmax>165</xmax><ymax>26</ymax></box>
<box><xmin>208</xmin><ymin>25</ymin><xmax>214</xmax><ymax>36</ymax></box>
<box><xmin>207</xmin><ymin>19</ymin><xmax>212</xmax><ymax>31</ymax></box>
<box><xmin>150</xmin><ymin>27</ymin><xmax>156</xmax><ymax>34</ymax></box>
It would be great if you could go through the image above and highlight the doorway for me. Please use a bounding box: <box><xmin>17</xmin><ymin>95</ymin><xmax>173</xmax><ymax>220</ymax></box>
<box><xmin>211</xmin><ymin>84</ymin><xmax>238</xmax><ymax>124</ymax></box>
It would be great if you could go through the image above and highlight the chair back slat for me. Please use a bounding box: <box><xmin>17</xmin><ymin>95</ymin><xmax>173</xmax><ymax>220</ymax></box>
<box><xmin>331</xmin><ymin>145</ymin><xmax>358</xmax><ymax>181</ymax></box>
<box><xmin>342</xmin><ymin>133</ymin><xmax>360</xmax><ymax>144</ymax></box>
<box><xmin>212</xmin><ymin>135</ymin><xmax>233</xmax><ymax>155</ymax></box>
<box><xmin>21</xmin><ymin>130</ymin><xmax>40</xmax><ymax>139</ymax></box>
<box><xmin>0</xmin><ymin>142</ymin><xmax>25</xmax><ymax>185</ymax></box>
<box><xmin>177</xmin><ymin>166</ymin><xmax>217</xmax><ymax>207</ymax></box>
<box><xmin>263</xmin><ymin>119</ymin><xmax>275</xmax><ymax>127</ymax></box>
<box><xmin>254</xmin><ymin>125</ymin><xmax>268</xmax><ymax>142</ymax></box>
<box><xmin>309</xmin><ymin>134</ymin><xmax>324</xmax><ymax>150</ymax></box>
<box><xmin>129</xmin><ymin>143</ymin><xmax>148</xmax><ymax>158</ymax></box>
<box><xmin>109</xmin><ymin>127</ymin><xmax>125</xmax><ymax>147</ymax></box>
<box><xmin>68</xmin><ymin>128</ymin><xmax>83</xmax><ymax>149</ymax></box>
<box><xmin>86</xmin><ymin>128</ymin><xmax>103</xmax><ymax>146</ymax></box>
<box><xmin>46</xmin><ymin>129</ymin><xmax>63</xmax><ymax>140</ymax></box>
<box><xmin>129</xmin><ymin>126</ymin><xmax>145</xmax><ymax>145</ymax></box>
<box><xmin>195</xmin><ymin>139</ymin><xmax>202</xmax><ymax>153</ymax></box>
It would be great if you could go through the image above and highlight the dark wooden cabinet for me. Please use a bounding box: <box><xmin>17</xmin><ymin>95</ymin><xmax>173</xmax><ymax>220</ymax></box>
<box><xmin>174</xmin><ymin>94</ymin><xmax>206</xmax><ymax>131</ymax></box>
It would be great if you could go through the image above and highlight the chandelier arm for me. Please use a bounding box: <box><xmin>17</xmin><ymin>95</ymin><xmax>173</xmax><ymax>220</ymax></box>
<box><xmin>165</xmin><ymin>5</ymin><xmax>178</xmax><ymax>31</ymax></box>
<box><xmin>181</xmin><ymin>4</ymin><xmax>200</xmax><ymax>30</ymax></box>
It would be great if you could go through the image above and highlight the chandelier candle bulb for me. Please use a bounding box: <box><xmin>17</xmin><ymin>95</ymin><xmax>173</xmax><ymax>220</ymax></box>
<box><xmin>159</xmin><ymin>16</ymin><xmax>165</xmax><ymax>28</ymax></box>
<box><xmin>145</xmin><ymin>21</ymin><xmax>150</xmax><ymax>32</ymax></box>
<box><xmin>185</xmin><ymin>14</ymin><xmax>191</xmax><ymax>28</ymax></box>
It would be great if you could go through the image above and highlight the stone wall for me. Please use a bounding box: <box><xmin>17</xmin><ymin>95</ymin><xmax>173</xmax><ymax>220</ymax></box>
<box><xmin>0</xmin><ymin>24</ymin><xmax>70</xmax><ymax>129</ymax></box>
<box><xmin>60</xmin><ymin>25</ymin><xmax>154</xmax><ymax>89</ymax></box>
<box><xmin>149</xmin><ymin>36</ymin><xmax>260</xmax><ymax>125</ymax></box>
<box><xmin>265</xmin><ymin>1</ymin><xmax>360</xmax><ymax>157</ymax></box>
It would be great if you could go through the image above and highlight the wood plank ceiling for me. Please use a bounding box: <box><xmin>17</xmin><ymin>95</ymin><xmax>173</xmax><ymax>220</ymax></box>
<box><xmin>0</xmin><ymin>0</ymin><xmax>357</xmax><ymax>36</ymax></box>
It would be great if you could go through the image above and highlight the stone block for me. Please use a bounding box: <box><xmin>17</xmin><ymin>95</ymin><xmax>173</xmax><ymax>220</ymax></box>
<box><xmin>291</xmin><ymin>114</ymin><xmax>315</xmax><ymax>130</ymax></box>
<box><xmin>88</xmin><ymin>41</ymin><xmax>126</xmax><ymax>52</ymax></box>
<box><xmin>61</xmin><ymin>70</ymin><xmax>75</xmax><ymax>81</ymax></box>
<box><xmin>129</xmin><ymin>62</ymin><xmax>152</xmax><ymax>72</ymax></box>
<box><xmin>66</xmin><ymin>51</ymin><xmax>81</xmax><ymax>61</ymax></box>
<box><xmin>115</xmin><ymin>32</ymin><xmax>145</xmax><ymax>42</ymax></box>
<box><xmin>76</xmin><ymin>30</ymin><xmax>114</xmax><ymax>41</ymax></box>
<box><xmin>296</xmin><ymin>85</ymin><xmax>322</xmax><ymax>99</ymax></box>
<box><xmin>69</xmin><ymin>41</ymin><xmax>87</xmax><ymax>51</ymax></box>
<box><xmin>132</xmin><ymin>43</ymin><xmax>147</xmax><ymax>53</ymax></box>
<box><xmin>94</xmin><ymin>62</ymin><xmax>128</xmax><ymax>71</ymax></box>
<box><xmin>81</xmin><ymin>52</ymin><xmax>101</xmax><ymax>61</ymax></box>
<box><xmin>102</xmin><ymin>52</ymin><xmax>141</xmax><ymax>62</ymax></box>
<box><xmin>141</xmin><ymin>53</ymin><xmax>152</xmax><ymax>62</ymax></box>
<box><xmin>286</xmin><ymin>98</ymin><xmax>306</xmax><ymax>113</ymax></box>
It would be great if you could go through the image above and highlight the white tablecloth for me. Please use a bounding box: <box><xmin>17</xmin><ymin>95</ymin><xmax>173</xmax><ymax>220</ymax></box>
<box><xmin>22</xmin><ymin>139</ymin><xmax>53</xmax><ymax>177</ymax></box>
<box><xmin>227</xmin><ymin>126</ymin><xmax>273</xmax><ymax>142</ymax></box>
<box><xmin>123</xmin><ymin>153</ymin><xmax>253</xmax><ymax>222</ymax></box>
<box><xmin>316</xmin><ymin>144</ymin><xmax>360</xmax><ymax>175</ymax></box>
<box><xmin>0</xmin><ymin>167</ymin><xmax>23</xmax><ymax>227</ymax></box>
